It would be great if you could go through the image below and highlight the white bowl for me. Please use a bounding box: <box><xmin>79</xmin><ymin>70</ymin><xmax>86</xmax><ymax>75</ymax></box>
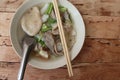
<box><xmin>10</xmin><ymin>0</ymin><xmax>85</xmax><ymax>69</ymax></box>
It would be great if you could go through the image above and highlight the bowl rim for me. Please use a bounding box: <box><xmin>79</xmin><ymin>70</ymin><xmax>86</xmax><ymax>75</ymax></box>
<box><xmin>10</xmin><ymin>0</ymin><xmax>85</xmax><ymax>69</ymax></box>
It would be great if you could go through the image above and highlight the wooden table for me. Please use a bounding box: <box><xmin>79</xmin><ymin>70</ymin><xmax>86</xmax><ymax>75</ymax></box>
<box><xmin>0</xmin><ymin>0</ymin><xmax>120</xmax><ymax>80</ymax></box>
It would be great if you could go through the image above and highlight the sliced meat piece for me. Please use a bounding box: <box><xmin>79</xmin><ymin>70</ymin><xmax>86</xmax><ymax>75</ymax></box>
<box><xmin>54</xmin><ymin>39</ymin><xmax>63</xmax><ymax>56</ymax></box>
<box><xmin>43</xmin><ymin>31</ymin><xmax>56</xmax><ymax>55</ymax></box>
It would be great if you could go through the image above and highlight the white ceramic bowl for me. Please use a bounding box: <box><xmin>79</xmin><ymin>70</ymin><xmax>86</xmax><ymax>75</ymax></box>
<box><xmin>10</xmin><ymin>0</ymin><xmax>85</xmax><ymax>69</ymax></box>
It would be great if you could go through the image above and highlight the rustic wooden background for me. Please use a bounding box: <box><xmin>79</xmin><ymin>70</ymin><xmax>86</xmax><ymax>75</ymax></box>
<box><xmin>0</xmin><ymin>0</ymin><xmax>120</xmax><ymax>80</ymax></box>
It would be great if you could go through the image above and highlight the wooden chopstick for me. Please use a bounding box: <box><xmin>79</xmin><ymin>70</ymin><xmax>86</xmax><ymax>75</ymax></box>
<box><xmin>52</xmin><ymin>0</ymin><xmax>73</xmax><ymax>77</ymax></box>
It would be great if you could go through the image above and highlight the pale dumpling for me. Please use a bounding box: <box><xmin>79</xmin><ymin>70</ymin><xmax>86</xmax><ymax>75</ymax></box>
<box><xmin>21</xmin><ymin>7</ymin><xmax>42</xmax><ymax>36</ymax></box>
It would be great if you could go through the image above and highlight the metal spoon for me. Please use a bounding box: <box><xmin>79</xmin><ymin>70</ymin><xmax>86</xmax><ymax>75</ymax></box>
<box><xmin>17</xmin><ymin>37</ymin><xmax>36</xmax><ymax>80</ymax></box>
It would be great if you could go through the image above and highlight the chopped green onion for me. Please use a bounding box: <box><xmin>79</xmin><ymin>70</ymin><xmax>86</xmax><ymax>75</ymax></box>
<box><xmin>34</xmin><ymin>34</ymin><xmax>42</xmax><ymax>42</ymax></box>
<box><xmin>34</xmin><ymin>34</ymin><xmax>45</xmax><ymax>47</ymax></box>
<box><xmin>39</xmin><ymin>40</ymin><xmax>46</xmax><ymax>47</ymax></box>
<box><xmin>47</xmin><ymin>17</ymin><xmax>57</xmax><ymax>24</ymax></box>
<box><xmin>34</xmin><ymin>36</ymin><xmax>39</xmax><ymax>42</ymax></box>
<box><xmin>45</xmin><ymin>3</ymin><xmax>53</xmax><ymax>15</ymax></box>
<box><xmin>41</xmin><ymin>24</ymin><xmax>52</xmax><ymax>32</ymax></box>
<box><xmin>45</xmin><ymin>17</ymin><xmax>57</xmax><ymax>27</ymax></box>
<box><xmin>59</xmin><ymin>6</ymin><xmax>67</xmax><ymax>12</ymax></box>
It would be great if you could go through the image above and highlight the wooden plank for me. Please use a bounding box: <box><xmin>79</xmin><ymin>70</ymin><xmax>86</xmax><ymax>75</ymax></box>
<box><xmin>84</xmin><ymin>15</ymin><xmax>120</xmax><ymax>39</ymax></box>
<box><xmin>0</xmin><ymin>0</ymin><xmax>24</xmax><ymax>12</ymax></box>
<box><xmin>0</xmin><ymin>13</ymin><xmax>120</xmax><ymax>39</ymax></box>
<box><xmin>0</xmin><ymin>12</ymin><xmax>14</xmax><ymax>36</ymax></box>
<box><xmin>69</xmin><ymin>0</ymin><xmax>120</xmax><ymax>16</ymax></box>
<box><xmin>0</xmin><ymin>46</ymin><xmax>20</xmax><ymax>62</ymax></box>
<box><xmin>0</xmin><ymin>36</ymin><xmax>11</xmax><ymax>46</ymax></box>
<box><xmin>0</xmin><ymin>37</ymin><xmax>20</xmax><ymax>62</ymax></box>
<box><xmin>1</xmin><ymin>0</ymin><xmax>120</xmax><ymax>16</ymax></box>
<box><xmin>0</xmin><ymin>37</ymin><xmax>120</xmax><ymax>63</ymax></box>
<box><xmin>0</xmin><ymin>62</ymin><xmax>120</xmax><ymax>80</ymax></box>
<box><xmin>73</xmin><ymin>38</ymin><xmax>120</xmax><ymax>63</ymax></box>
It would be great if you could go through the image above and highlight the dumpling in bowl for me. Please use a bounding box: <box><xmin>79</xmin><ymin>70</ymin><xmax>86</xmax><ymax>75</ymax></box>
<box><xmin>21</xmin><ymin>7</ymin><xmax>42</xmax><ymax>36</ymax></box>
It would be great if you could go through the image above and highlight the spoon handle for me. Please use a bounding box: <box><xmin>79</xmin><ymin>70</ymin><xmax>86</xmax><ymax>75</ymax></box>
<box><xmin>17</xmin><ymin>44</ymin><xmax>32</xmax><ymax>80</ymax></box>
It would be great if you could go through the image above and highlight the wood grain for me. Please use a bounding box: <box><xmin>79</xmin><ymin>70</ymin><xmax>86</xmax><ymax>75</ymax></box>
<box><xmin>0</xmin><ymin>36</ymin><xmax>11</xmax><ymax>46</ymax></box>
<box><xmin>0</xmin><ymin>37</ymin><xmax>20</xmax><ymax>62</ymax></box>
<box><xmin>73</xmin><ymin>38</ymin><xmax>120</xmax><ymax>63</ymax></box>
<box><xmin>70</xmin><ymin>0</ymin><xmax>120</xmax><ymax>16</ymax></box>
<box><xmin>84</xmin><ymin>15</ymin><xmax>120</xmax><ymax>39</ymax></box>
<box><xmin>0</xmin><ymin>12</ymin><xmax>14</xmax><ymax>36</ymax></box>
<box><xmin>0</xmin><ymin>46</ymin><xmax>20</xmax><ymax>62</ymax></box>
<box><xmin>0</xmin><ymin>62</ymin><xmax>120</xmax><ymax>80</ymax></box>
<box><xmin>0</xmin><ymin>0</ymin><xmax>24</xmax><ymax>12</ymax></box>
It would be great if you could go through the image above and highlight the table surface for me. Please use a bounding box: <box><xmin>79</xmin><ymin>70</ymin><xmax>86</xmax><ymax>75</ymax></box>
<box><xmin>0</xmin><ymin>0</ymin><xmax>120</xmax><ymax>80</ymax></box>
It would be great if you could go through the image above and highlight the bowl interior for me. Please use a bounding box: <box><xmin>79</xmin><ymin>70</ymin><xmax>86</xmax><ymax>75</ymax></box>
<box><xmin>10</xmin><ymin>0</ymin><xmax>85</xmax><ymax>69</ymax></box>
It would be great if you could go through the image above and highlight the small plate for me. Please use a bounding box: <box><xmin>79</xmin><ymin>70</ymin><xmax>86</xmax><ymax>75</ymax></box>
<box><xmin>10</xmin><ymin>0</ymin><xmax>85</xmax><ymax>69</ymax></box>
